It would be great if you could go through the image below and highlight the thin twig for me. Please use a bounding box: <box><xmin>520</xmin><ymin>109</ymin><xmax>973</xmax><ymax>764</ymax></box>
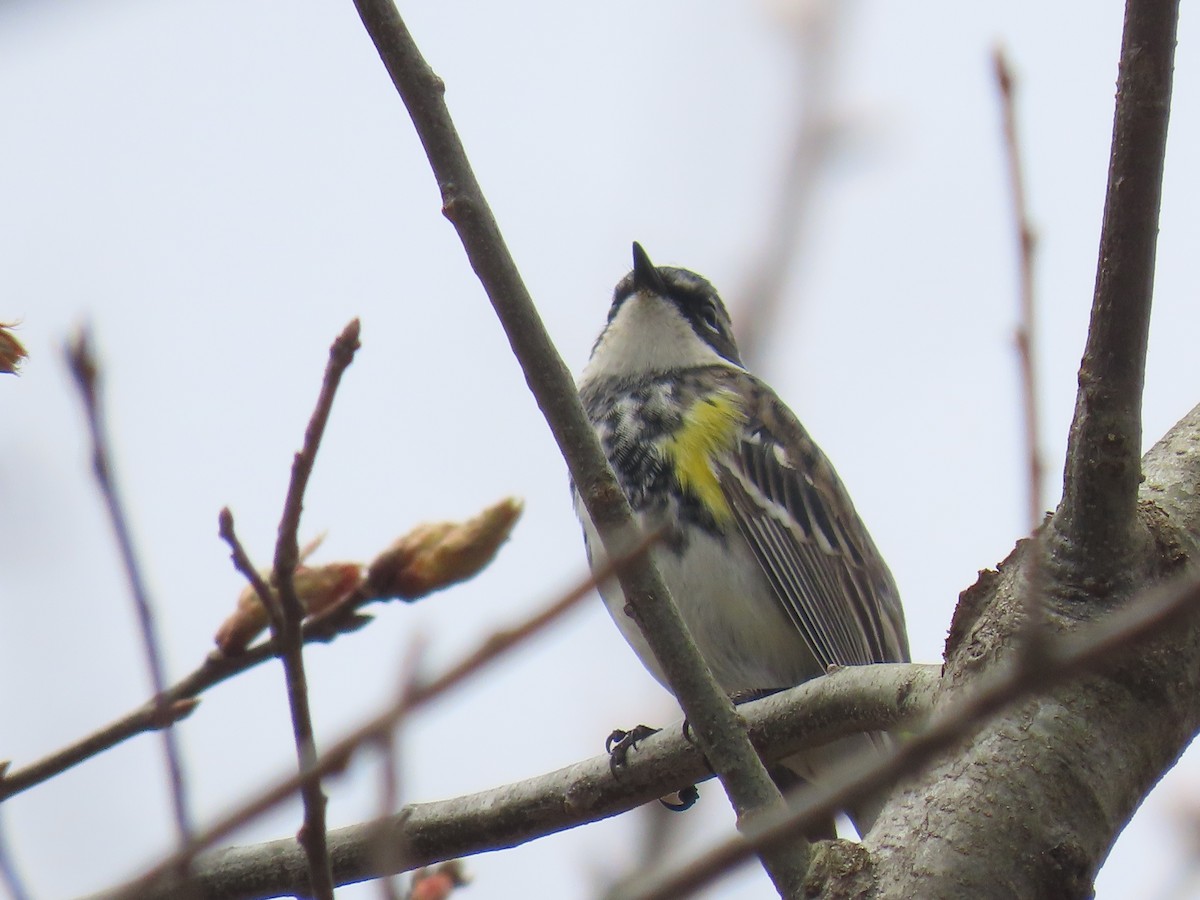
<box><xmin>348</xmin><ymin>3</ymin><xmax>809</xmax><ymax>892</ymax></box>
<box><xmin>994</xmin><ymin>47</ymin><xmax>1043</xmax><ymax>536</ymax></box>
<box><xmin>65</xmin><ymin>328</ymin><xmax>193</xmax><ymax>843</ymax></box>
<box><xmin>227</xmin><ymin>320</ymin><xmax>360</xmax><ymax>900</ymax></box>
<box><xmin>374</xmin><ymin>636</ymin><xmax>426</xmax><ymax>900</ymax></box>
<box><xmin>733</xmin><ymin>1</ymin><xmax>843</xmax><ymax>363</ymax></box>
<box><xmin>220</xmin><ymin>512</ymin><xmax>334</xmax><ymax>900</ymax></box>
<box><xmin>1049</xmin><ymin>0</ymin><xmax>1180</xmax><ymax>595</ymax></box>
<box><xmin>99</xmin><ymin>532</ymin><xmax>664</xmax><ymax>898</ymax></box>
<box><xmin>272</xmin><ymin>318</ymin><xmax>362</xmax><ymax>615</ymax></box>
<box><xmin>217</xmin><ymin>511</ymin><xmax>281</xmax><ymax>625</ymax></box>
<box><xmin>0</xmin><ymin>621</ymin><xmax>337</xmax><ymax>802</ymax></box>
<box><xmin>623</xmin><ymin>564</ymin><xmax>1200</xmax><ymax>900</ymax></box>
<box><xmin>1</xmin><ymin>566</ymin><xmax>414</xmax><ymax>801</ymax></box>
<box><xmin>993</xmin><ymin>47</ymin><xmax>1049</xmax><ymax>662</ymax></box>
<box><xmin>0</xmin><ymin>814</ymin><xmax>30</xmax><ymax>900</ymax></box>
<box><xmin>273</xmin><ymin>319</ymin><xmax>361</xmax><ymax>900</ymax></box>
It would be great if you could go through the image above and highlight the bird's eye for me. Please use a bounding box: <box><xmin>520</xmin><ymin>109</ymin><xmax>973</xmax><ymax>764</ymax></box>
<box><xmin>700</xmin><ymin>305</ymin><xmax>722</xmax><ymax>333</ymax></box>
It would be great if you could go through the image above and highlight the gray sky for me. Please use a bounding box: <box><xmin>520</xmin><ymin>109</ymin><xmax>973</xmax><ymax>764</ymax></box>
<box><xmin>2</xmin><ymin>1</ymin><xmax>1198</xmax><ymax>897</ymax></box>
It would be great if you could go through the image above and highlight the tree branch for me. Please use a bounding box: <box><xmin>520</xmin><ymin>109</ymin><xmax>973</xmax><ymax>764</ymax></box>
<box><xmin>65</xmin><ymin>328</ymin><xmax>193</xmax><ymax>843</ymax></box>
<box><xmin>217</xmin><ymin>512</ymin><xmax>334</xmax><ymax>900</ymax></box>
<box><xmin>347</xmin><ymin>3</ymin><xmax>810</xmax><ymax>894</ymax></box>
<box><xmin>732</xmin><ymin>3</ymin><xmax>845</xmax><ymax>363</ymax></box>
<box><xmin>0</xmin><ymin>814</ymin><xmax>30</xmax><ymax>900</ymax></box>
<box><xmin>93</xmin><ymin>664</ymin><xmax>936</xmax><ymax>900</ymax></box>
<box><xmin>994</xmin><ymin>47</ymin><xmax>1044</xmax><ymax>536</ymax></box>
<box><xmin>348</xmin><ymin>3</ymin><xmax>816</xmax><ymax>897</ymax></box>
<box><xmin>263</xmin><ymin>318</ymin><xmax>362</xmax><ymax>900</ymax></box>
<box><xmin>1049</xmin><ymin>0</ymin><xmax>1180</xmax><ymax>596</ymax></box>
<box><xmin>844</xmin><ymin>401</ymin><xmax>1200</xmax><ymax>898</ymax></box>
<box><xmin>0</xmin><ymin>626</ymin><xmax>328</xmax><ymax>803</ymax></box>
<box><xmin>627</xmin><ymin>555</ymin><xmax>1200</xmax><ymax>900</ymax></box>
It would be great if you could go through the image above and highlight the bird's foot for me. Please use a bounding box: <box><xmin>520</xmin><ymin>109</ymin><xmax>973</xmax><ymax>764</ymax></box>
<box><xmin>606</xmin><ymin>724</ymin><xmax>660</xmax><ymax>773</ymax></box>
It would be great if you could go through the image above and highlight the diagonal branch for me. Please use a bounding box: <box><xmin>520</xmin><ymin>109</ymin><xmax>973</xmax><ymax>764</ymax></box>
<box><xmin>1049</xmin><ymin>0</ymin><xmax>1180</xmax><ymax>595</ymax></box>
<box><xmin>0</xmin><ymin>623</ymin><xmax>331</xmax><ymax>803</ymax></box>
<box><xmin>65</xmin><ymin>329</ymin><xmax>193</xmax><ymax>844</ymax></box>
<box><xmin>347</xmin><ymin>2</ymin><xmax>809</xmax><ymax>893</ymax></box>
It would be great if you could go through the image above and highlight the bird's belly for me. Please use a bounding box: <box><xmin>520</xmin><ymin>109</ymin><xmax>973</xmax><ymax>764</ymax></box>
<box><xmin>580</xmin><ymin>508</ymin><xmax>819</xmax><ymax>695</ymax></box>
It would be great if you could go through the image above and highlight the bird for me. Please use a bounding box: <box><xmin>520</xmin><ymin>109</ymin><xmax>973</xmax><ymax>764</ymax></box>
<box><xmin>573</xmin><ymin>242</ymin><xmax>910</xmax><ymax>836</ymax></box>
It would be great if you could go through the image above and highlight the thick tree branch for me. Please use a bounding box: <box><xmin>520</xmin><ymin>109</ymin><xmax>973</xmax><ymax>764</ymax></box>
<box><xmin>844</xmin><ymin>402</ymin><xmax>1200</xmax><ymax>899</ymax></box>
<box><xmin>65</xmin><ymin>329</ymin><xmax>194</xmax><ymax>843</ymax></box>
<box><xmin>95</xmin><ymin>664</ymin><xmax>936</xmax><ymax>900</ymax></box>
<box><xmin>631</xmin><ymin>525</ymin><xmax>1200</xmax><ymax>899</ymax></box>
<box><xmin>1049</xmin><ymin>0</ymin><xmax>1179</xmax><ymax>596</ymax></box>
<box><xmin>348</xmin><ymin>1</ymin><xmax>809</xmax><ymax>893</ymax></box>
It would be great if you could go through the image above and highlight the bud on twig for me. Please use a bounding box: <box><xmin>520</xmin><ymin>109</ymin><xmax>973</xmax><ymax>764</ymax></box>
<box><xmin>367</xmin><ymin>498</ymin><xmax>523</xmax><ymax>601</ymax></box>
<box><xmin>0</xmin><ymin>322</ymin><xmax>27</xmax><ymax>375</ymax></box>
<box><xmin>215</xmin><ymin>562</ymin><xmax>364</xmax><ymax>654</ymax></box>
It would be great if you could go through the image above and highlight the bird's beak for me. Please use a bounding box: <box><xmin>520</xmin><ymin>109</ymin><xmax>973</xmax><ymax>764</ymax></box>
<box><xmin>632</xmin><ymin>242</ymin><xmax>670</xmax><ymax>296</ymax></box>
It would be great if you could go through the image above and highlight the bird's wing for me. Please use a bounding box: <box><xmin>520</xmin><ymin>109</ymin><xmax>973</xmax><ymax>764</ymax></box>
<box><xmin>716</xmin><ymin>377</ymin><xmax>909</xmax><ymax>670</ymax></box>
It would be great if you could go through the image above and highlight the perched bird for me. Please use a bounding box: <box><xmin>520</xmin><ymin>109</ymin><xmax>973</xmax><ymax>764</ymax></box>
<box><xmin>574</xmin><ymin>243</ymin><xmax>910</xmax><ymax>836</ymax></box>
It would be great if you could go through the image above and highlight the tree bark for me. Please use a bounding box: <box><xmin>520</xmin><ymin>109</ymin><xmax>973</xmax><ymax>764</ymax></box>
<box><xmin>837</xmin><ymin>405</ymin><xmax>1200</xmax><ymax>899</ymax></box>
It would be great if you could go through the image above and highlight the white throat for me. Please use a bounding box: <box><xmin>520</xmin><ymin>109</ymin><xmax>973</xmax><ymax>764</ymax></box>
<box><xmin>582</xmin><ymin>292</ymin><xmax>740</xmax><ymax>382</ymax></box>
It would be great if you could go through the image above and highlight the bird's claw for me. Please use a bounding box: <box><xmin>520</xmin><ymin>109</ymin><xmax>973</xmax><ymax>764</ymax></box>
<box><xmin>659</xmin><ymin>784</ymin><xmax>700</xmax><ymax>812</ymax></box>
<box><xmin>607</xmin><ymin>725</ymin><xmax>699</xmax><ymax>811</ymax></box>
<box><xmin>606</xmin><ymin>724</ymin><xmax>660</xmax><ymax>773</ymax></box>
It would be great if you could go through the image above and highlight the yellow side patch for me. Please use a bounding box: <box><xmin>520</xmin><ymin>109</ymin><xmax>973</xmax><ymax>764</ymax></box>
<box><xmin>662</xmin><ymin>389</ymin><xmax>745</xmax><ymax>522</ymax></box>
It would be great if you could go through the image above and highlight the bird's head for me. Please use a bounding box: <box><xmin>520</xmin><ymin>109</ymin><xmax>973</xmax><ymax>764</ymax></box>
<box><xmin>583</xmin><ymin>243</ymin><xmax>744</xmax><ymax>382</ymax></box>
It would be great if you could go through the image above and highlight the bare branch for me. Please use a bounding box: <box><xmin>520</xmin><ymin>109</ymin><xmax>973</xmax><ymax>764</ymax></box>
<box><xmin>64</xmin><ymin>328</ymin><xmax>193</xmax><ymax>843</ymax></box>
<box><xmin>0</xmin><ymin>639</ymin><xmax>291</xmax><ymax>802</ymax></box>
<box><xmin>273</xmin><ymin>318</ymin><xmax>362</xmax><ymax>604</ymax></box>
<box><xmin>994</xmin><ymin>46</ymin><xmax>1044</xmax><ymax>535</ymax></box>
<box><xmin>227</xmin><ymin>319</ymin><xmax>361</xmax><ymax>900</ymax></box>
<box><xmin>1050</xmin><ymin>0</ymin><xmax>1180</xmax><ymax>595</ymax></box>
<box><xmin>993</xmin><ymin>47</ymin><xmax>1052</xmax><ymax>664</ymax></box>
<box><xmin>93</xmin><ymin>664</ymin><xmax>936</xmax><ymax>900</ymax></box>
<box><xmin>218</xmin><ymin>511</ymin><xmax>283</xmax><ymax>628</ymax></box>
<box><xmin>370</xmin><ymin>634</ymin><xmax>426</xmax><ymax>900</ymax></box>
<box><xmin>0</xmin><ymin>815</ymin><xmax>30</xmax><ymax>900</ymax></box>
<box><xmin>733</xmin><ymin>2</ymin><xmax>845</xmax><ymax>363</ymax></box>
<box><xmin>217</xmin><ymin>509</ymin><xmax>334</xmax><ymax>900</ymax></box>
<box><xmin>348</xmin><ymin>3</ymin><xmax>810</xmax><ymax>891</ymax></box>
